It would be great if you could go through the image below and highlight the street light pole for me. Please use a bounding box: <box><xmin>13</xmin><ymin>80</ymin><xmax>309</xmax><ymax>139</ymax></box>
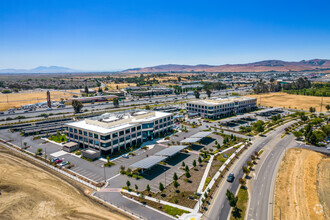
<box><xmin>103</xmin><ymin>164</ymin><xmax>106</xmax><ymax>183</ymax></box>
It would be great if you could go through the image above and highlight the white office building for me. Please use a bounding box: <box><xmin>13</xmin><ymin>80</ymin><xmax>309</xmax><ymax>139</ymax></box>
<box><xmin>186</xmin><ymin>96</ymin><xmax>257</xmax><ymax>119</ymax></box>
<box><xmin>65</xmin><ymin>110</ymin><xmax>174</xmax><ymax>155</ymax></box>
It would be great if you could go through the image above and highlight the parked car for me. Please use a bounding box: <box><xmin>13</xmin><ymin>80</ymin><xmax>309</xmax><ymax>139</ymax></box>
<box><xmin>227</xmin><ymin>173</ymin><xmax>235</xmax><ymax>182</ymax></box>
<box><xmin>51</xmin><ymin>157</ymin><xmax>59</xmax><ymax>163</ymax></box>
<box><xmin>59</xmin><ymin>161</ymin><xmax>68</xmax><ymax>167</ymax></box>
<box><xmin>55</xmin><ymin>159</ymin><xmax>63</xmax><ymax>164</ymax></box>
<box><xmin>122</xmin><ymin>154</ymin><xmax>129</xmax><ymax>158</ymax></box>
<box><xmin>0</xmin><ymin>112</ymin><xmax>4</xmax><ymax>114</ymax></box>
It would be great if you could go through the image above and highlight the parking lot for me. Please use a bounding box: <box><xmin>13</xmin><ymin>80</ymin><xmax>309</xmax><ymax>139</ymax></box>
<box><xmin>0</xmin><ymin>107</ymin><xmax>287</xmax><ymax>192</ymax></box>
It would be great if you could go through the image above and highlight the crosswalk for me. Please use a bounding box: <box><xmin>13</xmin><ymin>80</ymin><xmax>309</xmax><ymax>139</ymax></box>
<box><xmin>71</xmin><ymin>166</ymin><xmax>105</xmax><ymax>182</ymax></box>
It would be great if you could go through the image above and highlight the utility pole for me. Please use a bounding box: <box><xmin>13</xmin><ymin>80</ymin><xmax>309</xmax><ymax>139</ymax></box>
<box><xmin>320</xmin><ymin>96</ymin><xmax>323</xmax><ymax>112</ymax></box>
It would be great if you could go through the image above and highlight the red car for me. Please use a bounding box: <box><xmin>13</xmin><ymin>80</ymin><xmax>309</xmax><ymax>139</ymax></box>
<box><xmin>55</xmin><ymin>159</ymin><xmax>63</xmax><ymax>164</ymax></box>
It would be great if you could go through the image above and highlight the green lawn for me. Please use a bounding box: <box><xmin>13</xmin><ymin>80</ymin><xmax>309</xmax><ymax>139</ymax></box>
<box><xmin>49</xmin><ymin>134</ymin><xmax>67</xmax><ymax>143</ymax></box>
<box><xmin>230</xmin><ymin>187</ymin><xmax>249</xmax><ymax>220</ymax></box>
<box><xmin>163</xmin><ymin>205</ymin><xmax>189</xmax><ymax>217</ymax></box>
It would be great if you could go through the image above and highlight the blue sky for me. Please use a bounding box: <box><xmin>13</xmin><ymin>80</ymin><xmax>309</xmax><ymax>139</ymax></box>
<box><xmin>0</xmin><ymin>0</ymin><xmax>329</xmax><ymax>71</ymax></box>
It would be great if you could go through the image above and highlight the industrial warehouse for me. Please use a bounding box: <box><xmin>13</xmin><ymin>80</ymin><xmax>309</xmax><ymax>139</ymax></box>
<box><xmin>186</xmin><ymin>96</ymin><xmax>257</xmax><ymax>119</ymax></box>
<box><xmin>65</xmin><ymin>110</ymin><xmax>174</xmax><ymax>155</ymax></box>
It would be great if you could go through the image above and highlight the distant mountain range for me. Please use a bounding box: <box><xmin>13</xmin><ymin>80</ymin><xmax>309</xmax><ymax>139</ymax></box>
<box><xmin>1</xmin><ymin>59</ymin><xmax>330</xmax><ymax>74</ymax></box>
<box><xmin>0</xmin><ymin>66</ymin><xmax>76</xmax><ymax>73</ymax></box>
<box><xmin>123</xmin><ymin>59</ymin><xmax>330</xmax><ymax>73</ymax></box>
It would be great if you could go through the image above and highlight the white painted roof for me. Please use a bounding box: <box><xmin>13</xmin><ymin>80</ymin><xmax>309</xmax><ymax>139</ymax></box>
<box><xmin>66</xmin><ymin>120</ymin><xmax>135</xmax><ymax>134</ymax></box>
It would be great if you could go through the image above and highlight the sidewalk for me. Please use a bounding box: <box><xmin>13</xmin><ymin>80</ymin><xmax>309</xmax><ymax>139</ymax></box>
<box><xmin>122</xmin><ymin>189</ymin><xmax>194</xmax><ymax>213</ymax></box>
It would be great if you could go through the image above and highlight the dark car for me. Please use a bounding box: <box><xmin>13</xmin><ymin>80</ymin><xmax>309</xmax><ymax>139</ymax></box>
<box><xmin>227</xmin><ymin>173</ymin><xmax>235</xmax><ymax>182</ymax></box>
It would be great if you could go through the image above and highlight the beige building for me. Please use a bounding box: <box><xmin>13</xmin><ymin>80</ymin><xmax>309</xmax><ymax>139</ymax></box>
<box><xmin>186</xmin><ymin>96</ymin><xmax>257</xmax><ymax>119</ymax></box>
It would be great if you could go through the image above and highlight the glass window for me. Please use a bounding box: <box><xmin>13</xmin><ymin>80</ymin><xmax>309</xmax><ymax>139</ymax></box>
<box><xmin>125</xmin><ymin>129</ymin><xmax>130</xmax><ymax>134</ymax></box>
<box><xmin>112</xmin><ymin>132</ymin><xmax>118</xmax><ymax>138</ymax></box>
<box><xmin>74</xmin><ymin>129</ymin><xmax>77</xmax><ymax>133</ymax></box>
<box><xmin>94</xmin><ymin>134</ymin><xmax>98</xmax><ymax>139</ymax></box>
<box><xmin>137</xmin><ymin>125</ymin><xmax>141</xmax><ymax>130</ymax></box>
<box><xmin>101</xmin><ymin>142</ymin><xmax>110</xmax><ymax>147</ymax></box>
<box><xmin>131</xmin><ymin>127</ymin><xmax>136</xmax><ymax>132</ymax></box>
<box><xmin>89</xmin><ymin>139</ymin><xmax>93</xmax><ymax>144</ymax></box>
<box><xmin>84</xmin><ymin>138</ymin><xmax>88</xmax><ymax>142</ymax></box>
<box><xmin>74</xmin><ymin>135</ymin><xmax>78</xmax><ymax>139</ymax></box>
<box><xmin>84</xmin><ymin>131</ymin><xmax>87</xmax><ymax>136</ymax></box>
<box><xmin>95</xmin><ymin>140</ymin><xmax>99</xmax><ymax>145</ymax></box>
<box><xmin>113</xmin><ymin>139</ymin><xmax>118</xmax><ymax>145</ymax></box>
<box><xmin>142</xmin><ymin>123</ymin><xmax>153</xmax><ymax>129</ymax></box>
<box><xmin>69</xmin><ymin>128</ymin><xmax>73</xmax><ymax>132</ymax></box>
<box><xmin>119</xmin><ymin>137</ymin><xmax>124</xmax><ymax>142</ymax></box>
<box><xmin>137</xmin><ymin>132</ymin><xmax>141</xmax><ymax>136</ymax></box>
<box><xmin>89</xmin><ymin>132</ymin><xmax>93</xmax><ymax>137</ymax></box>
<box><xmin>119</xmin><ymin>131</ymin><xmax>124</xmax><ymax>136</ymax></box>
<box><xmin>126</xmin><ymin>135</ymin><xmax>130</xmax><ymax>140</ymax></box>
<box><xmin>155</xmin><ymin>120</ymin><xmax>158</xmax><ymax>124</ymax></box>
<box><xmin>79</xmin><ymin>136</ymin><xmax>83</xmax><ymax>140</ymax></box>
<box><xmin>79</xmin><ymin>130</ymin><xmax>82</xmax><ymax>135</ymax></box>
<box><xmin>70</xmin><ymin>133</ymin><xmax>73</xmax><ymax>138</ymax></box>
<box><xmin>132</xmin><ymin>133</ymin><xmax>136</xmax><ymax>138</ymax></box>
<box><xmin>101</xmin><ymin>135</ymin><xmax>110</xmax><ymax>140</ymax></box>
<box><xmin>155</xmin><ymin>126</ymin><xmax>158</xmax><ymax>130</ymax></box>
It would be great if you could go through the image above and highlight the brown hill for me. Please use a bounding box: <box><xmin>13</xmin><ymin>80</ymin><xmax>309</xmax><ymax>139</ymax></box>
<box><xmin>123</xmin><ymin>59</ymin><xmax>330</xmax><ymax>73</ymax></box>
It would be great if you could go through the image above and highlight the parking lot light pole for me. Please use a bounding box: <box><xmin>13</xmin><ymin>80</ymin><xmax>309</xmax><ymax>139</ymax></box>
<box><xmin>103</xmin><ymin>164</ymin><xmax>106</xmax><ymax>183</ymax></box>
<box><xmin>164</xmin><ymin>168</ymin><xmax>166</xmax><ymax>188</ymax></box>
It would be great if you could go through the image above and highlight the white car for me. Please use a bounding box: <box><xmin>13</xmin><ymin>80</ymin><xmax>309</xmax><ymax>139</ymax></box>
<box><xmin>122</xmin><ymin>154</ymin><xmax>129</xmax><ymax>158</ymax></box>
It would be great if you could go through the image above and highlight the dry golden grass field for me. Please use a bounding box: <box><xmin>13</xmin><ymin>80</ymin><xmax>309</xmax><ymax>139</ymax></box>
<box><xmin>0</xmin><ymin>145</ymin><xmax>129</xmax><ymax>220</ymax></box>
<box><xmin>0</xmin><ymin>91</ymin><xmax>76</xmax><ymax>111</ymax></box>
<box><xmin>247</xmin><ymin>92</ymin><xmax>330</xmax><ymax>112</ymax></box>
<box><xmin>274</xmin><ymin>148</ymin><xmax>329</xmax><ymax>220</ymax></box>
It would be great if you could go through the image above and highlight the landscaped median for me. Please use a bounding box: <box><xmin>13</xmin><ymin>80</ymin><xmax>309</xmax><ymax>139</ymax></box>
<box><xmin>198</xmin><ymin>142</ymin><xmax>251</xmax><ymax>212</ymax></box>
<box><xmin>121</xmin><ymin>189</ymin><xmax>193</xmax><ymax>218</ymax></box>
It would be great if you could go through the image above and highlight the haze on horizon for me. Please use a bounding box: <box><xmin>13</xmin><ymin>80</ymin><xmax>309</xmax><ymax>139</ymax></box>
<box><xmin>0</xmin><ymin>0</ymin><xmax>329</xmax><ymax>71</ymax></box>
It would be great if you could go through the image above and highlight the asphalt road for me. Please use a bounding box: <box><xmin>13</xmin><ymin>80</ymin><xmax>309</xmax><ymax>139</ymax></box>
<box><xmin>247</xmin><ymin>134</ymin><xmax>297</xmax><ymax>220</ymax></box>
<box><xmin>0</xmin><ymin>88</ymin><xmax>250</xmax><ymax>123</ymax></box>
<box><xmin>203</xmin><ymin>120</ymin><xmax>296</xmax><ymax>220</ymax></box>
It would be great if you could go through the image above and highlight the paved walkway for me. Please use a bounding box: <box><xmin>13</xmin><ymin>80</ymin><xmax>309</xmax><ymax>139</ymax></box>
<box><xmin>197</xmin><ymin>155</ymin><xmax>214</xmax><ymax>193</ymax></box>
<box><xmin>196</xmin><ymin>144</ymin><xmax>237</xmax><ymax>194</ymax></box>
<box><xmin>122</xmin><ymin>189</ymin><xmax>194</xmax><ymax>213</ymax></box>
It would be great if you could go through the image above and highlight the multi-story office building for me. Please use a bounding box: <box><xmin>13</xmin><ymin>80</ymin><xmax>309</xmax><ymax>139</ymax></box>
<box><xmin>65</xmin><ymin>110</ymin><xmax>174</xmax><ymax>155</ymax></box>
<box><xmin>186</xmin><ymin>96</ymin><xmax>257</xmax><ymax>119</ymax></box>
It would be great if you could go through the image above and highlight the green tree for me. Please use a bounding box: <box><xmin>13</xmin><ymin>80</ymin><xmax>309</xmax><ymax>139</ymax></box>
<box><xmin>159</xmin><ymin>182</ymin><xmax>165</xmax><ymax>192</ymax></box>
<box><xmin>185</xmin><ymin>165</ymin><xmax>189</xmax><ymax>172</ymax></box>
<box><xmin>72</xmin><ymin>100</ymin><xmax>83</xmax><ymax>113</ymax></box>
<box><xmin>135</xmin><ymin>184</ymin><xmax>138</xmax><ymax>191</ymax></box>
<box><xmin>193</xmin><ymin>160</ymin><xmax>197</xmax><ymax>167</ymax></box>
<box><xmin>239</xmin><ymin>178</ymin><xmax>246</xmax><ymax>186</ymax></box>
<box><xmin>173</xmin><ymin>172</ymin><xmax>178</xmax><ymax>181</ymax></box>
<box><xmin>206</xmin><ymin>89</ymin><xmax>212</xmax><ymax>98</ymax></box>
<box><xmin>126</xmin><ymin>180</ymin><xmax>131</xmax><ymax>188</ymax></box>
<box><xmin>84</xmin><ymin>85</ymin><xmax>89</xmax><ymax>94</ymax></box>
<box><xmin>194</xmin><ymin>90</ymin><xmax>200</xmax><ymax>99</ymax></box>
<box><xmin>198</xmin><ymin>157</ymin><xmax>202</xmax><ymax>164</ymax></box>
<box><xmin>242</xmin><ymin>166</ymin><xmax>250</xmax><ymax>175</ymax></box>
<box><xmin>185</xmin><ymin>170</ymin><xmax>191</xmax><ymax>179</ymax></box>
<box><xmin>113</xmin><ymin>98</ymin><xmax>119</xmax><ymax>108</ymax></box>
<box><xmin>226</xmin><ymin>189</ymin><xmax>238</xmax><ymax>207</ymax></box>
<box><xmin>173</xmin><ymin>180</ymin><xmax>179</xmax><ymax>189</ymax></box>
<box><xmin>181</xmin><ymin>161</ymin><xmax>185</xmax><ymax>167</ymax></box>
<box><xmin>146</xmin><ymin>184</ymin><xmax>150</xmax><ymax>193</ymax></box>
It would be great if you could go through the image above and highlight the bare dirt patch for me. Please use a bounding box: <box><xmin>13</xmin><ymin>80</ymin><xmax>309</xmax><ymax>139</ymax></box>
<box><xmin>0</xmin><ymin>146</ymin><xmax>129</xmax><ymax>220</ymax></box>
<box><xmin>246</xmin><ymin>92</ymin><xmax>330</xmax><ymax>112</ymax></box>
<box><xmin>274</xmin><ymin>148</ymin><xmax>329</xmax><ymax>220</ymax></box>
